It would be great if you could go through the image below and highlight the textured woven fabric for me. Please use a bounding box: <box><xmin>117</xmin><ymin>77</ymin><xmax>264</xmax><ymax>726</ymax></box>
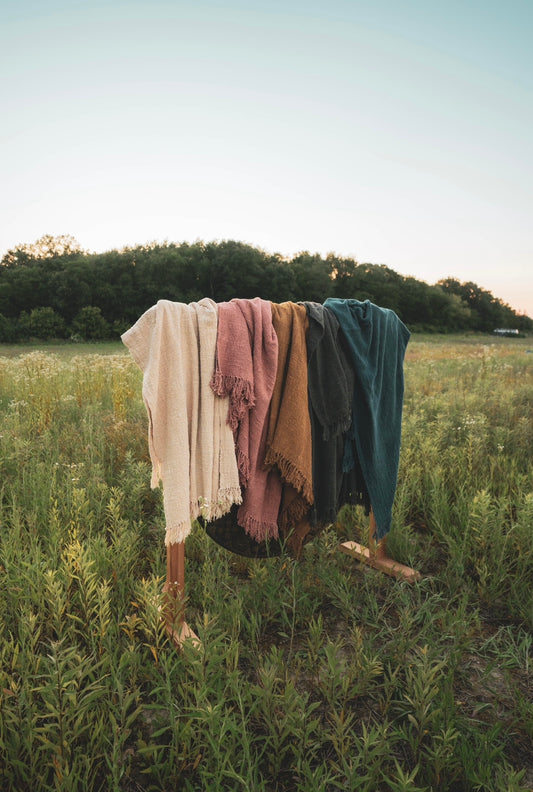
<box><xmin>121</xmin><ymin>299</ymin><xmax>242</xmax><ymax>545</ymax></box>
<box><xmin>304</xmin><ymin>302</ymin><xmax>355</xmax><ymax>526</ymax></box>
<box><xmin>210</xmin><ymin>298</ymin><xmax>282</xmax><ymax>541</ymax></box>
<box><xmin>323</xmin><ymin>298</ymin><xmax>410</xmax><ymax>540</ymax></box>
<box><xmin>264</xmin><ymin>302</ymin><xmax>314</xmax><ymax>531</ymax></box>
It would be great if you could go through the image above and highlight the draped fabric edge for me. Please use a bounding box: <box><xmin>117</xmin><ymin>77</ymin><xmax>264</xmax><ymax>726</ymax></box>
<box><xmin>166</xmin><ymin>487</ymin><xmax>244</xmax><ymax>546</ymax></box>
<box><xmin>321</xmin><ymin>414</ymin><xmax>352</xmax><ymax>443</ymax></box>
<box><xmin>210</xmin><ymin>371</ymin><xmax>256</xmax><ymax>432</ymax></box>
<box><xmin>210</xmin><ymin>370</ymin><xmax>255</xmax><ymax>483</ymax></box>
<box><xmin>263</xmin><ymin>447</ymin><xmax>314</xmax><ymax>507</ymax></box>
<box><xmin>239</xmin><ymin>510</ymin><xmax>280</xmax><ymax>543</ymax></box>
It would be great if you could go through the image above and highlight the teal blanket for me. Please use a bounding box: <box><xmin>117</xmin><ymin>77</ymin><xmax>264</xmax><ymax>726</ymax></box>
<box><xmin>323</xmin><ymin>299</ymin><xmax>410</xmax><ymax>540</ymax></box>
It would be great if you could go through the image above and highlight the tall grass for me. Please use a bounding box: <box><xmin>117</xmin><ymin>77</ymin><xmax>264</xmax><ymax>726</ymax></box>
<box><xmin>0</xmin><ymin>337</ymin><xmax>532</xmax><ymax>791</ymax></box>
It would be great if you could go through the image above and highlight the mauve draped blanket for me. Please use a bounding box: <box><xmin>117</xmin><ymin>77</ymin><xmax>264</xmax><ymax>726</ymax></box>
<box><xmin>323</xmin><ymin>298</ymin><xmax>410</xmax><ymax>540</ymax></box>
<box><xmin>121</xmin><ymin>298</ymin><xmax>242</xmax><ymax>545</ymax></box>
<box><xmin>210</xmin><ymin>297</ymin><xmax>282</xmax><ymax>541</ymax></box>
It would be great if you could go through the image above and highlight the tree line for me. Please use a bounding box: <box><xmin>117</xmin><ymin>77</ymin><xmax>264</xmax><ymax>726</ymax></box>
<box><xmin>0</xmin><ymin>234</ymin><xmax>530</xmax><ymax>341</ymax></box>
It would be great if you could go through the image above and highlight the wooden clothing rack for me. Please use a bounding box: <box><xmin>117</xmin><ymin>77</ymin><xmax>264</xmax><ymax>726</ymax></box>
<box><xmin>122</xmin><ymin>298</ymin><xmax>420</xmax><ymax>649</ymax></box>
<box><xmin>162</xmin><ymin>510</ymin><xmax>421</xmax><ymax>650</ymax></box>
<box><xmin>338</xmin><ymin>511</ymin><xmax>421</xmax><ymax>582</ymax></box>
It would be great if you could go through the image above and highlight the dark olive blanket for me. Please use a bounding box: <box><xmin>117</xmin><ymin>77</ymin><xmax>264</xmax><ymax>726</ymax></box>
<box><xmin>303</xmin><ymin>301</ymin><xmax>354</xmax><ymax>526</ymax></box>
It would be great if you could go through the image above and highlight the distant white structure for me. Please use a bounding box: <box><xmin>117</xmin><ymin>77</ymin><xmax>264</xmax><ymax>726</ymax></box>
<box><xmin>493</xmin><ymin>328</ymin><xmax>520</xmax><ymax>336</ymax></box>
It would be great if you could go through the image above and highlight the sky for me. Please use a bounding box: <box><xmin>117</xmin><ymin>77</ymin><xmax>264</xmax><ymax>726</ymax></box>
<box><xmin>2</xmin><ymin>0</ymin><xmax>532</xmax><ymax>317</ymax></box>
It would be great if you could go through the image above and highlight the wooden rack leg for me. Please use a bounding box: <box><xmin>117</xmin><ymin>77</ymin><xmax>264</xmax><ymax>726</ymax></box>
<box><xmin>163</xmin><ymin>542</ymin><xmax>200</xmax><ymax>649</ymax></box>
<box><xmin>339</xmin><ymin>511</ymin><xmax>421</xmax><ymax>583</ymax></box>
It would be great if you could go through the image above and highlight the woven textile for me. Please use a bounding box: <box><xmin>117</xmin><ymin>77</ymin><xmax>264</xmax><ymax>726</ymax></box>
<box><xmin>265</xmin><ymin>301</ymin><xmax>314</xmax><ymax>531</ymax></box>
<box><xmin>210</xmin><ymin>298</ymin><xmax>282</xmax><ymax>541</ymax></box>
<box><xmin>121</xmin><ymin>299</ymin><xmax>242</xmax><ymax>545</ymax></box>
<box><xmin>304</xmin><ymin>302</ymin><xmax>354</xmax><ymax>526</ymax></box>
<box><xmin>323</xmin><ymin>298</ymin><xmax>410</xmax><ymax>540</ymax></box>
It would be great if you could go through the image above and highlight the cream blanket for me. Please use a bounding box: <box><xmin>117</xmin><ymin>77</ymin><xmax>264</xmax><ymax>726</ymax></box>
<box><xmin>121</xmin><ymin>298</ymin><xmax>242</xmax><ymax>544</ymax></box>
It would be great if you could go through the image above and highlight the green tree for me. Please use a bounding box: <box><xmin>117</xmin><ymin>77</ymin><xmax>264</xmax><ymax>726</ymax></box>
<box><xmin>16</xmin><ymin>311</ymin><xmax>31</xmax><ymax>339</ymax></box>
<box><xmin>71</xmin><ymin>306</ymin><xmax>110</xmax><ymax>340</ymax></box>
<box><xmin>1</xmin><ymin>234</ymin><xmax>85</xmax><ymax>268</ymax></box>
<box><xmin>27</xmin><ymin>307</ymin><xmax>67</xmax><ymax>339</ymax></box>
<box><xmin>261</xmin><ymin>255</ymin><xmax>298</xmax><ymax>302</ymax></box>
<box><xmin>1</xmin><ymin>236</ymin><xmax>530</xmax><ymax>339</ymax></box>
<box><xmin>327</xmin><ymin>254</ymin><xmax>360</xmax><ymax>296</ymax></box>
<box><xmin>437</xmin><ymin>278</ymin><xmax>514</xmax><ymax>332</ymax></box>
<box><xmin>0</xmin><ymin>313</ymin><xmax>16</xmax><ymax>342</ymax></box>
<box><xmin>289</xmin><ymin>252</ymin><xmax>333</xmax><ymax>302</ymax></box>
<box><xmin>197</xmin><ymin>240</ymin><xmax>274</xmax><ymax>301</ymax></box>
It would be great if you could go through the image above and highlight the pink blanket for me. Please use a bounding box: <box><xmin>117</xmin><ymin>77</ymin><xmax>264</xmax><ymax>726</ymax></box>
<box><xmin>211</xmin><ymin>298</ymin><xmax>282</xmax><ymax>541</ymax></box>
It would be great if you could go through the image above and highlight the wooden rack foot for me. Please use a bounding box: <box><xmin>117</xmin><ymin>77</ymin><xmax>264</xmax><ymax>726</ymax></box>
<box><xmin>163</xmin><ymin>513</ymin><xmax>420</xmax><ymax>652</ymax></box>
<box><xmin>164</xmin><ymin>617</ymin><xmax>201</xmax><ymax>649</ymax></box>
<box><xmin>338</xmin><ymin>512</ymin><xmax>421</xmax><ymax>583</ymax></box>
<box><xmin>164</xmin><ymin>541</ymin><xmax>201</xmax><ymax>650</ymax></box>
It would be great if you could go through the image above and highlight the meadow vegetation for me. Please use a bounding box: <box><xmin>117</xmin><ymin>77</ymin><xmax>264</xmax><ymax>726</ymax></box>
<box><xmin>0</xmin><ymin>336</ymin><xmax>532</xmax><ymax>791</ymax></box>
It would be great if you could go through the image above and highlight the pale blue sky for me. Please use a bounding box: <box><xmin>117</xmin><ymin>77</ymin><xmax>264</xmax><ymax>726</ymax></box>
<box><xmin>2</xmin><ymin>0</ymin><xmax>532</xmax><ymax>316</ymax></box>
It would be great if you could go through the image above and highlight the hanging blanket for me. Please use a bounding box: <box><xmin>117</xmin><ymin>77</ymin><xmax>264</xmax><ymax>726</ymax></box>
<box><xmin>121</xmin><ymin>298</ymin><xmax>242</xmax><ymax>545</ymax></box>
<box><xmin>210</xmin><ymin>298</ymin><xmax>282</xmax><ymax>541</ymax></box>
<box><xmin>323</xmin><ymin>298</ymin><xmax>410</xmax><ymax>540</ymax></box>
<box><xmin>264</xmin><ymin>301</ymin><xmax>314</xmax><ymax>531</ymax></box>
<box><xmin>304</xmin><ymin>302</ymin><xmax>354</xmax><ymax>526</ymax></box>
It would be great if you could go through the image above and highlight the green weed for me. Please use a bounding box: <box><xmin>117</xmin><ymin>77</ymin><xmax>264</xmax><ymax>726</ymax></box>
<box><xmin>0</xmin><ymin>337</ymin><xmax>532</xmax><ymax>790</ymax></box>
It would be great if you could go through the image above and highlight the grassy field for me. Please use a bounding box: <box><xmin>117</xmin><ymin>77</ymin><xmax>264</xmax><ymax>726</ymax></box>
<box><xmin>0</xmin><ymin>335</ymin><xmax>532</xmax><ymax>791</ymax></box>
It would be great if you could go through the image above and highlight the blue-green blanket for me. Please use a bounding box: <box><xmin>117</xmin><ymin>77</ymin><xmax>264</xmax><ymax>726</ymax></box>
<box><xmin>323</xmin><ymin>298</ymin><xmax>410</xmax><ymax>540</ymax></box>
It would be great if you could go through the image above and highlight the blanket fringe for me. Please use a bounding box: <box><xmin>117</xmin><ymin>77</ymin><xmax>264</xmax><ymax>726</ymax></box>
<box><xmin>321</xmin><ymin>412</ymin><xmax>352</xmax><ymax>443</ymax></box>
<box><xmin>264</xmin><ymin>448</ymin><xmax>314</xmax><ymax>505</ymax></box>
<box><xmin>210</xmin><ymin>371</ymin><xmax>255</xmax><ymax>431</ymax></box>
<box><xmin>239</xmin><ymin>511</ymin><xmax>279</xmax><ymax>542</ymax></box>
<box><xmin>165</xmin><ymin>519</ymin><xmax>193</xmax><ymax>546</ymax></box>
<box><xmin>209</xmin><ymin>487</ymin><xmax>243</xmax><ymax>520</ymax></box>
<box><xmin>185</xmin><ymin>489</ymin><xmax>243</xmax><ymax>534</ymax></box>
<box><xmin>278</xmin><ymin>494</ymin><xmax>311</xmax><ymax>531</ymax></box>
<box><xmin>236</xmin><ymin>446</ymin><xmax>250</xmax><ymax>486</ymax></box>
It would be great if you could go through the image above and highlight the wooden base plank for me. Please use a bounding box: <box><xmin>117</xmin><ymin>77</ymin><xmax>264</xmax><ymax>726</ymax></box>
<box><xmin>339</xmin><ymin>540</ymin><xmax>421</xmax><ymax>583</ymax></box>
<box><xmin>164</xmin><ymin>619</ymin><xmax>201</xmax><ymax>650</ymax></box>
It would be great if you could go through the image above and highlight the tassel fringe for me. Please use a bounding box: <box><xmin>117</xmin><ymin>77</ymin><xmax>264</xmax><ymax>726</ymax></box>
<box><xmin>264</xmin><ymin>448</ymin><xmax>314</xmax><ymax>505</ymax></box>
<box><xmin>165</xmin><ymin>520</ymin><xmax>193</xmax><ymax>546</ymax></box>
<box><xmin>239</xmin><ymin>512</ymin><xmax>280</xmax><ymax>542</ymax></box>
<box><xmin>321</xmin><ymin>412</ymin><xmax>352</xmax><ymax>442</ymax></box>
<box><xmin>210</xmin><ymin>371</ymin><xmax>255</xmax><ymax>431</ymax></box>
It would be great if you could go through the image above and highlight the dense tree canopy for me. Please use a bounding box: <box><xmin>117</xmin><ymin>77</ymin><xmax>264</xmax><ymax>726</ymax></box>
<box><xmin>1</xmin><ymin>234</ymin><xmax>85</xmax><ymax>269</ymax></box>
<box><xmin>0</xmin><ymin>235</ymin><xmax>530</xmax><ymax>340</ymax></box>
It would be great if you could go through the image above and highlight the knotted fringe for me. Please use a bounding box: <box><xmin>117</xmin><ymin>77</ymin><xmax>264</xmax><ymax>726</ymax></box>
<box><xmin>210</xmin><ymin>371</ymin><xmax>255</xmax><ymax>485</ymax></box>
<box><xmin>235</xmin><ymin>446</ymin><xmax>250</xmax><ymax>486</ymax></box>
<box><xmin>278</xmin><ymin>492</ymin><xmax>311</xmax><ymax>531</ymax></box>
<box><xmin>165</xmin><ymin>519</ymin><xmax>193</xmax><ymax>546</ymax></box>
<box><xmin>210</xmin><ymin>371</ymin><xmax>255</xmax><ymax>431</ymax></box>
<box><xmin>165</xmin><ymin>487</ymin><xmax>243</xmax><ymax>546</ymax></box>
<box><xmin>195</xmin><ymin>488</ymin><xmax>243</xmax><ymax>522</ymax></box>
<box><xmin>321</xmin><ymin>412</ymin><xmax>352</xmax><ymax>443</ymax></box>
<box><xmin>264</xmin><ymin>447</ymin><xmax>314</xmax><ymax>506</ymax></box>
<box><xmin>240</xmin><ymin>512</ymin><xmax>279</xmax><ymax>542</ymax></box>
